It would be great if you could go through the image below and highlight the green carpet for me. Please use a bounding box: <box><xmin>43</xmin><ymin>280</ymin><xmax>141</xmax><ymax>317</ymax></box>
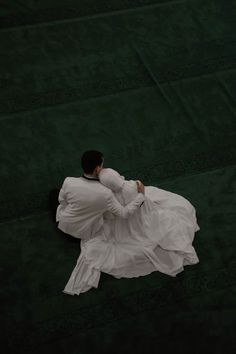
<box><xmin>1</xmin><ymin>1</ymin><xmax>236</xmax><ymax>353</ymax></box>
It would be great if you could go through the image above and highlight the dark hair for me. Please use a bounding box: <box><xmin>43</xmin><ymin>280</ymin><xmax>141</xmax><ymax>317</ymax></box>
<box><xmin>81</xmin><ymin>150</ymin><xmax>104</xmax><ymax>174</ymax></box>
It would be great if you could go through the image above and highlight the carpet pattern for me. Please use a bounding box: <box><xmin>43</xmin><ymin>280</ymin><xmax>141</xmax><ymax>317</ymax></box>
<box><xmin>0</xmin><ymin>1</ymin><xmax>236</xmax><ymax>353</ymax></box>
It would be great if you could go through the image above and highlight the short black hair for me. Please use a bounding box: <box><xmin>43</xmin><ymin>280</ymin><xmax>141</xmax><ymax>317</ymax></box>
<box><xmin>81</xmin><ymin>150</ymin><xmax>104</xmax><ymax>174</ymax></box>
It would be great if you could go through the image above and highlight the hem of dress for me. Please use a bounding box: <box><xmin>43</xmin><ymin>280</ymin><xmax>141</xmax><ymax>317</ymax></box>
<box><xmin>62</xmin><ymin>253</ymin><xmax>101</xmax><ymax>296</ymax></box>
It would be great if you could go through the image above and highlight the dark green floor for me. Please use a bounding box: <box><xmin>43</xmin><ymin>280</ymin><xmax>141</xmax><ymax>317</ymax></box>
<box><xmin>1</xmin><ymin>1</ymin><xmax>236</xmax><ymax>353</ymax></box>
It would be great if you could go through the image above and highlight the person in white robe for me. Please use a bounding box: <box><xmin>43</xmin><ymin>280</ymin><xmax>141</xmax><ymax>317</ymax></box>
<box><xmin>56</xmin><ymin>161</ymin><xmax>145</xmax><ymax>241</ymax></box>
<box><xmin>63</xmin><ymin>168</ymin><xmax>200</xmax><ymax>296</ymax></box>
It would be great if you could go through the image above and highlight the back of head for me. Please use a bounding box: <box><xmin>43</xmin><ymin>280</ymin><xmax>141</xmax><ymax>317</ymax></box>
<box><xmin>99</xmin><ymin>168</ymin><xmax>125</xmax><ymax>192</ymax></box>
<box><xmin>81</xmin><ymin>150</ymin><xmax>104</xmax><ymax>174</ymax></box>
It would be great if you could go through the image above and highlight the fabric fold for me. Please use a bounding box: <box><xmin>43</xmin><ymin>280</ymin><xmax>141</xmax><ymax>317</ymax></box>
<box><xmin>63</xmin><ymin>253</ymin><xmax>101</xmax><ymax>296</ymax></box>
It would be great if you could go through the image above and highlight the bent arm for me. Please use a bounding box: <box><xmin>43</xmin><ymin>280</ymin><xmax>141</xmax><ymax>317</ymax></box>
<box><xmin>106</xmin><ymin>191</ymin><xmax>145</xmax><ymax>219</ymax></box>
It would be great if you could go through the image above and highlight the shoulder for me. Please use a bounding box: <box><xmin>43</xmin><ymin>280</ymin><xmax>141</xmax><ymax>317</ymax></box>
<box><xmin>98</xmin><ymin>183</ymin><xmax>113</xmax><ymax>197</ymax></box>
<box><xmin>62</xmin><ymin>176</ymin><xmax>74</xmax><ymax>186</ymax></box>
<box><xmin>62</xmin><ymin>177</ymin><xmax>112</xmax><ymax>194</ymax></box>
<box><xmin>61</xmin><ymin>177</ymin><xmax>83</xmax><ymax>190</ymax></box>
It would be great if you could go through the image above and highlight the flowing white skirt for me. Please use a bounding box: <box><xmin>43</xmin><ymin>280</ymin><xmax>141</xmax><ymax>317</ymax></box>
<box><xmin>63</xmin><ymin>186</ymin><xmax>200</xmax><ymax>296</ymax></box>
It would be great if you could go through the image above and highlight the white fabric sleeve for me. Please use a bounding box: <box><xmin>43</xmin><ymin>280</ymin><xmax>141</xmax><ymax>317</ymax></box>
<box><xmin>58</xmin><ymin>179</ymin><xmax>68</xmax><ymax>206</ymax></box>
<box><xmin>106</xmin><ymin>191</ymin><xmax>145</xmax><ymax>219</ymax></box>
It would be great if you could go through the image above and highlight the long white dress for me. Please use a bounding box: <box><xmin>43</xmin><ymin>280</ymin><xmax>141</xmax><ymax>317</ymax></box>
<box><xmin>63</xmin><ymin>169</ymin><xmax>200</xmax><ymax>296</ymax></box>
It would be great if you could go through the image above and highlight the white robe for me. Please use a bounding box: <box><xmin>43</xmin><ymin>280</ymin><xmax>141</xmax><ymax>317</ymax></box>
<box><xmin>63</xmin><ymin>178</ymin><xmax>200</xmax><ymax>296</ymax></box>
<box><xmin>56</xmin><ymin>176</ymin><xmax>145</xmax><ymax>240</ymax></box>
